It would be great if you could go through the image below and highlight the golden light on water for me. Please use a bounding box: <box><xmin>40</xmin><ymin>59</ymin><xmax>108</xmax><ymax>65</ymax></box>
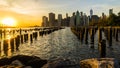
<box><xmin>1</xmin><ymin>17</ymin><xmax>17</xmax><ymax>27</ymax></box>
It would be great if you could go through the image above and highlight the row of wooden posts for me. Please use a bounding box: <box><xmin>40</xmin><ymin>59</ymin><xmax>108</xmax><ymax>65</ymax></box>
<box><xmin>0</xmin><ymin>27</ymin><xmax>63</xmax><ymax>56</ymax></box>
<box><xmin>71</xmin><ymin>26</ymin><xmax>120</xmax><ymax>58</ymax></box>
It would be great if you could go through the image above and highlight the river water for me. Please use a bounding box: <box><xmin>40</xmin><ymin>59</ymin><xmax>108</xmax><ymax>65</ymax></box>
<box><xmin>0</xmin><ymin>27</ymin><xmax>120</xmax><ymax>63</ymax></box>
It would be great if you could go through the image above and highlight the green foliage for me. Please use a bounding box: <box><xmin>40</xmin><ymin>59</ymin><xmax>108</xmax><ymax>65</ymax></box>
<box><xmin>89</xmin><ymin>12</ymin><xmax>120</xmax><ymax>26</ymax></box>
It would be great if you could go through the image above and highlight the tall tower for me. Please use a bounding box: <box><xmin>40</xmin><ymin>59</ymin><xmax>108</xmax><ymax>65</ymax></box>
<box><xmin>49</xmin><ymin>13</ymin><xmax>55</xmax><ymax>27</ymax></box>
<box><xmin>109</xmin><ymin>9</ymin><xmax>113</xmax><ymax>16</ymax></box>
<box><xmin>58</xmin><ymin>14</ymin><xmax>62</xmax><ymax>27</ymax></box>
<box><xmin>66</xmin><ymin>13</ymin><xmax>68</xmax><ymax>18</ymax></box>
<box><xmin>76</xmin><ymin>11</ymin><xmax>80</xmax><ymax>26</ymax></box>
<box><xmin>90</xmin><ymin>9</ymin><xmax>93</xmax><ymax>19</ymax></box>
<box><xmin>42</xmin><ymin>16</ymin><xmax>48</xmax><ymax>27</ymax></box>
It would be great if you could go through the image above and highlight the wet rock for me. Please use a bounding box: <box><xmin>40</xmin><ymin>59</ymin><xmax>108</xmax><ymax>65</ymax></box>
<box><xmin>80</xmin><ymin>58</ymin><xmax>120</xmax><ymax>68</ymax></box>
<box><xmin>27</xmin><ymin>58</ymin><xmax>47</xmax><ymax>68</ymax></box>
<box><xmin>0</xmin><ymin>57</ymin><xmax>11</xmax><ymax>66</ymax></box>
<box><xmin>42</xmin><ymin>58</ymin><xmax>80</xmax><ymax>68</ymax></box>
<box><xmin>9</xmin><ymin>55</ymin><xmax>47</xmax><ymax>68</ymax></box>
<box><xmin>0</xmin><ymin>55</ymin><xmax>47</xmax><ymax>68</ymax></box>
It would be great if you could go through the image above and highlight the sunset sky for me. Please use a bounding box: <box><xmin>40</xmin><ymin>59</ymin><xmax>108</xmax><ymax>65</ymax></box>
<box><xmin>0</xmin><ymin>0</ymin><xmax>120</xmax><ymax>27</ymax></box>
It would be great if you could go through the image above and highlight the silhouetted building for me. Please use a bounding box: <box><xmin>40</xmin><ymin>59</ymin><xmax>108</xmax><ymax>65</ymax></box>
<box><xmin>109</xmin><ymin>9</ymin><xmax>113</xmax><ymax>16</ymax></box>
<box><xmin>70</xmin><ymin>12</ymin><xmax>76</xmax><ymax>27</ymax></box>
<box><xmin>66</xmin><ymin>13</ymin><xmax>68</xmax><ymax>18</ymax></box>
<box><xmin>58</xmin><ymin>14</ymin><xmax>62</xmax><ymax>27</ymax></box>
<box><xmin>83</xmin><ymin>13</ymin><xmax>89</xmax><ymax>26</ymax></box>
<box><xmin>76</xmin><ymin>11</ymin><xmax>80</xmax><ymax>26</ymax></box>
<box><xmin>90</xmin><ymin>9</ymin><xmax>93</xmax><ymax>19</ymax></box>
<box><xmin>42</xmin><ymin>16</ymin><xmax>48</xmax><ymax>27</ymax></box>
<box><xmin>80</xmin><ymin>12</ymin><xmax>84</xmax><ymax>25</ymax></box>
<box><xmin>91</xmin><ymin>15</ymin><xmax>99</xmax><ymax>23</ymax></box>
<box><xmin>49</xmin><ymin>12</ymin><xmax>55</xmax><ymax>27</ymax></box>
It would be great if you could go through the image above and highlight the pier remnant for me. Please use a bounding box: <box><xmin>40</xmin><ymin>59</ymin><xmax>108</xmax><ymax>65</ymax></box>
<box><xmin>98</xmin><ymin>39</ymin><xmax>106</xmax><ymax>58</ymax></box>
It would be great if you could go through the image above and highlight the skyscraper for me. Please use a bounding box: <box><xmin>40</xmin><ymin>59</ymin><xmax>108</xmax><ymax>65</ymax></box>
<box><xmin>42</xmin><ymin>16</ymin><xmax>48</xmax><ymax>27</ymax></box>
<box><xmin>58</xmin><ymin>14</ymin><xmax>62</xmax><ymax>27</ymax></box>
<box><xmin>109</xmin><ymin>9</ymin><xmax>113</xmax><ymax>16</ymax></box>
<box><xmin>49</xmin><ymin>13</ymin><xmax>55</xmax><ymax>27</ymax></box>
<box><xmin>76</xmin><ymin>11</ymin><xmax>80</xmax><ymax>26</ymax></box>
<box><xmin>70</xmin><ymin>12</ymin><xmax>76</xmax><ymax>27</ymax></box>
<box><xmin>90</xmin><ymin>9</ymin><xmax>93</xmax><ymax>19</ymax></box>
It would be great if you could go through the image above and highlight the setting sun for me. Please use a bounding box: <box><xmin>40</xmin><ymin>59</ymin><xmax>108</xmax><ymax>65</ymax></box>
<box><xmin>1</xmin><ymin>17</ymin><xmax>16</xmax><ymax>26</ymax></box>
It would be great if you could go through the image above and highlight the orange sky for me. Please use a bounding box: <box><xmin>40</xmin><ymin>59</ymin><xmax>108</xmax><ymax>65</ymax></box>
<box><xmin>0</xmin><ymin>10</ymin><xmax>42</xmax><ymax>27</ymax></box>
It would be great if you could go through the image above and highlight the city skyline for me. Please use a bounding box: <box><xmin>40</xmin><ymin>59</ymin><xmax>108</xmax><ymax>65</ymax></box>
<box><xmin>0</xmin><ymin>0</ymin><xmax>119</xmax><ymax>27</ymax></box>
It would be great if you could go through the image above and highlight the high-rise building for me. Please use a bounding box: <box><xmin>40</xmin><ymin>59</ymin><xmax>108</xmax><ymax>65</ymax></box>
<box><xmin>58</xmin><ymin>14</ymin><xmax>62</xmax><ymax>27</ymax></box>
<box><xmin>102</xmin><ymin>12</ymin><xmax>105</xmax><ymax>19</ymax></box>
<box><xmin>109</xmin><ymin>9</ymin><xmax>113</xmax><ymax>16</ymax></box>
<box><xmin>76</xmin><ymin>11</ymin><xmax>80</xmax><ymax>26</ymax></box>
<box><xmin>80</xmin><ymin>12</ymin><xmax>84</xmax><ymax>25</ymax></box>
<box><xmin>70</xmin><ymin>12</ymin><xmax>76</xmax><ymax>27</ymax></box>
<box><xmin>66</xmin><ymin>13</ymin><xmax>68</xmax><ymax>18</ymax></box>
<box><xmin>42</xmin><ymin>16</ymin><xmax>48</xmax><ymax>27</ymax></box>
<box><xmin>49</xmin><ymin>12</ymin><xmax>55</xmax><ymax>27</ymax></box>
<box><xmin>90</xmin><ymin>9</ymin><xmax>93</xmax><ymax>19</ymax></box>
<box><xmin>83</xmin><ymin>13</ymin><xmax>88</xmax><ymax>26</ymax></box>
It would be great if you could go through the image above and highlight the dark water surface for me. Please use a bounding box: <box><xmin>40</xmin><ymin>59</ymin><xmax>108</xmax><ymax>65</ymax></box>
<box><xmin>0</xmin><ymin>27</ymin><xmax>120</xmax><ymax>63</ymax></box>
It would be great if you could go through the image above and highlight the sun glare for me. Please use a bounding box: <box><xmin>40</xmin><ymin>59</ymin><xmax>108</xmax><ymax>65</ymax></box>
<box><xmin>1</xmin><ymin>17</ymin><xmax>16</xmax><ymax>26</ymax></box>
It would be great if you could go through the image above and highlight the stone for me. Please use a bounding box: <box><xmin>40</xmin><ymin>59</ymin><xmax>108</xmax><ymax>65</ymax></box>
<box><xmin>80</xmin><ymin>58</ymin><xmax>119</xmax><ymax>68</ymax></box>
<box><xmin>42</xmin><ymin>58</ymin><xmax>80</xmax><ymax>68</ymax></box>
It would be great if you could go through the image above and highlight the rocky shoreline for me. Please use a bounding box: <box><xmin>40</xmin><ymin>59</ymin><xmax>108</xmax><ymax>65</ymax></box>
<box><xmin>0</xmin><ymin>55</ymin><xmax>119</xmax><ymax>68</ymax></box>
<box><xmin>0</xmin><ymin>55</ymin><xmax>80</xmax><ymax>68</ymax></box>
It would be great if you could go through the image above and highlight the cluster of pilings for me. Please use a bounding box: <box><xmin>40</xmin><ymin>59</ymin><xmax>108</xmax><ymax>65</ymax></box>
<box><xmin>71</xmin><ymin>26</ymin><xmax>120</xmax><ymax>57</ymax></box>
<box><xmin>0</xmin><ymin>27</ymin><xmax>64</xmax><ymax>56</ymax></box>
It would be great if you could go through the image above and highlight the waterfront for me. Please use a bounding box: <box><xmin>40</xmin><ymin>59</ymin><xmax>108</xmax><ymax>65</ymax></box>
<box><xmin>0</xmin><ymin>27</ymin><xmax>120</xmax><ymax>64</ymax></box>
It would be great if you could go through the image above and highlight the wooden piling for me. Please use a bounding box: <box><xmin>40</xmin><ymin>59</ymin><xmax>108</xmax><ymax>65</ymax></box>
<box><xmin>109</xmin><ymin>27</ymin><xmax>112</xmax><ymax>46</ymax></box>
<box><xmin>10</xmin><ymin>38</ymin><xmax>15</xmax><ymax>53</ymax></box>
<box><xmin>3</xmin><ymin>40</ymin><xmax>8</xmax><ymax>56</ymax></box>
<box><xmin>0</xmin><ymin>29</ymin><xmax>2</xmax><ymax>38</ymax></box>
<box><xmin>98</xmin><ymin>27</ymin><xmax>102</xmax><ymax>43</ymax></box>
<box><xmin>85</xmin><ymin>28</ymin><xmax>88</xmax><ymax>44</ymax></box>
<box><xmin>80</xmin><ymin>28</ymin><xmax>85</xmax><ymax>43</ymax></box>
<box><xmin>30</xmin><ymin>34</ymin><xmax>33</xmax><ymax>43</ymax></box>
<box><xmin>20</xmin><ymin>35</ymin><xmax>23</xmax><ymax>44</ymax></box>
<box><xmin>4</xmin><ymin>29</ymin><xmax>6</xmax><ymax>38</ymax></box>
<box><xmin>98</xmin><ymin>39</ymin><xmax>106</xmax><ymax>58</ymax></box>
<box><xmin>115</xmin><ymin>28</ymin><xmax>119</xmax><ymax>41</ymax></box>
<box><xmin>15</xmin><ymin>35</ymin><xmax>20</xmax><ymax>51</ymax></box>
<box><xmin>90</xmin><ymin>28</ymin><xmax>94</xmax><ymax>44</ymax></box>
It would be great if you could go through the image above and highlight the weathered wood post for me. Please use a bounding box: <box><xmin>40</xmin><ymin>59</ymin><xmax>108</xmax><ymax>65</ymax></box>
<box><xmin>0</xmin><ymin>29</ymin><xmax>2</xmax><ymax>38</ymax></box>
<box><xmin>20</xmin><ymin>35</ymin><xmax>23</xmax><ymax>44</ymax></box>
<box><xmin>13</xmin><ymin>30</ymin><xmax>15</xmax><ymax>36</ymax></box>
<box><xmin>109</xmin><ymin>27</ymin><xmax>112</xmax><ymax>46</ymax></box>
<box><xmin>3</xmin><ymin>40</ymin><xmax>8</xmax><ymax>56</ymax></box>
<box><xmin>35</xmin><ymin>32</ymin><xmax>38</xmax><ymax>40</ymax></box>
<box><xmin>80</xmin><ymin>28</ymin><xmax>85</xmax><ymax>43</ymax></box>
<box><xmin>98</xmin><ymin>39</ymin><xmax>106</xmax><ymax>58</ymax></box>
<box><xmin>91</xmin><ymin>28</ymin><xmax>94</xmax><ymax>44</ymax></box>
<box><xmin>30</xmin><ymin>34</ymin><xmax>33</xmax><ymax>43</ymax></box>
<box><xmin>10</xmin><ymin>38</ymin><xmax>15</xmax><ymax>53</ymax></box>
<box><xmin>113</xmin><ymin>28</ymin><xmax>115</xmax><ymax>38</ymax></box>
<box><xmin>4</xmin><ymin>29</ymin><xmax>6</xmax><ymax>38</ymax></box>
<box><xmin>85</xmin><ymin>27</ymin><xmax>88</xmax><ymax>44</ymax></box>
<box><xmin>115</xmin><ymin>28</ymin><xmax>119</xmax><ymax>41</ymax></box>
<box><xmin>98</xmin><ymin>27</ymin><xmax>102</xmax><ymax>43</ymax></box>
<box><xmin>24</xmin><ymin>34</ymin><xmax>28</xmax><ymax>43</ymax></box>
<box><xmin>15</xmin><ymin>35</ymin><xmax>20</xmax><ymax>51</ymax></box>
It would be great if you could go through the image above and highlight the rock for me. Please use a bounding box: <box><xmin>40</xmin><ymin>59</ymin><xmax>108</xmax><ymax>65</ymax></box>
<box><xmin>27</xmin><ymin>58</ymin><xmax>47</xmax><ymax>68</ymax></box>
<box><xmin>80</xmin><ymin>58</ymin><xmax>120</xmax><ymax>68</ymax></box>
<box><xmin>9</xmin><ymin>55</ymin><xmax>47</xmax><ymax>68</ymax></box>
<box><xmin>11</xmin><ymin>60</ymin><xmax>24</xmax><ymax>66</ymax></box>
<box><xmin>0</xmin><ymin>57</ymin><xmax>11</xmax><ymax>66</ymax></box>
<box><xmin>0</xmin><ymin>55</ymin><xmax>47</xmax><ymax>68</ymax></box>
<box><xmin>42</xmin><ymin>58</ymin><xmax>80</xmax><ymax>68</ymax></box>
